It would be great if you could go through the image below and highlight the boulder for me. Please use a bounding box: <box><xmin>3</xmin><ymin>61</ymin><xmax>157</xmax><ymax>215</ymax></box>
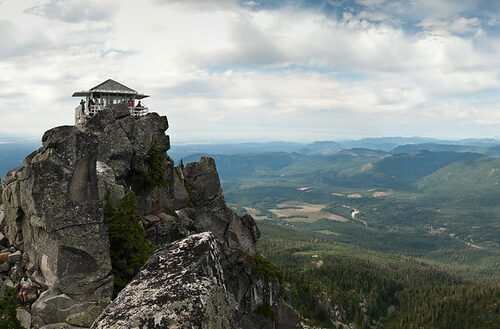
<box><xmin>16</xmin><ymin>307</ymin><xmax>32</xmax><ymax>329</ymax></box>
<box><xmin>92</xmin><ymin>232</ymin><xmax>236</xmax><ymax>329</ymax></box>
<box><xmin>9</xmin><ymin>250</ymin><xmax>22</xmax><ymax>263</ymax></box>
<box><xmin>145</xmin><ymin>213</ymin><xmax>194</xmax><ymax>246</ymax></box>
<box><xmin>66</xmin><ymin>304</ymin><xmax>105</xmax><ymax>328</ymax></box>
<box><xmin>92</xmin><ymin>232</ymin><xmax>301</xmax><ymax>329</ymax></box>
<box><xmin>26</xmin><ymin>291</ymin><xmax>38</xmax><ymax>303</ymax></box>
<box><xmin>9</xmin><ymin>263</ymin><xmax>23</xmax><ymax>281</ymax></box>
<box><xmin>225</xmin><ymin>214</ymin><xmax>261</xmax><ymax>255</ymax></box>
<box><xmin>41</xmin><ymin>126</ymin><xmax>74</xmax><ymax>147</ymax></box>
<box><xmin>0</xmin><ymin>262</ymin><xmax>9</xmax><ymax>272</ymax></box>
<box><xmin>181</xmin><ymin>198</ymin><xmax>260</xmax><ymax>255</ymax></box>
<box><xmin>4</xmin><ymin>278</ymin><xmax>14</xmax><ymax>288</ymax></box>
<box><xmin>183</xmin><ymin>157</ymin><xmax>223</xmax><ymax>207</ymax></box>
<box><xmin>31</xmin><ymin>288</ymin><xmax>95</xmax><ymax>325</ymax></box>
<box><xmin>141</xmin><ymin>215</ymin><xmax>160</xmax><ymax>229</ymax></box>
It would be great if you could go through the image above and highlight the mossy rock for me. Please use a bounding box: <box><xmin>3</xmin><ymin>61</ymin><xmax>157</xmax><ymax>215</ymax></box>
<box><xmin>66</xmin><ymin>304</ymin><xmax>104</xmax><ymax>327</ymax></box>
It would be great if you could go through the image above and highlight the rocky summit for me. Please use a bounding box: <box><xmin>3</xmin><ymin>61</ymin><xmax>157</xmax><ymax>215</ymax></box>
<box><xmin>0</xmin><ymin>104</ymin><xmax>301</xmax><ymax>328</ymax></box>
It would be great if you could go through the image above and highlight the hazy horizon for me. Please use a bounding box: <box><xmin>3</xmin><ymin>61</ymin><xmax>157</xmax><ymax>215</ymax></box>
<box><xmin>2</xmin><ymin>133</ymin><xmax>500</xmax><ymax>146</ymax></box>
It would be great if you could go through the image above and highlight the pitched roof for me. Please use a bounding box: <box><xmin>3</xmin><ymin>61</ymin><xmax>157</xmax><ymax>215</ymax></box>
<box><xmin>89</xmin><ymin>79</ymin><xmax>137</xmax><ymax>94</ymax></box>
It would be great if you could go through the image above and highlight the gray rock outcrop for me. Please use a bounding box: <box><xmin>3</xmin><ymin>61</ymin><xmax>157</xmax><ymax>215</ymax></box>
<box><xmin>93</xmin><ymin>232</ymin><xmax>301</xmax><ymax>329</ymax></box>
<box><xmin>1</xmin><ymin>105</ymin><xmax>170</xmax><ymax>326</ymax></box>
<box><xmin>92</xmin><ymin>232</ymin><xmax>236</xmax><ymax>329</ymax></box>
<box><xmin>181</xmin><ymin>157</ymin><xmax>261</xmax><ymax>255</ymax></box>
<box><xmin>1</xmin><ymin>103</ymin><xmax>301</xmax><ymax>328</ymax></box>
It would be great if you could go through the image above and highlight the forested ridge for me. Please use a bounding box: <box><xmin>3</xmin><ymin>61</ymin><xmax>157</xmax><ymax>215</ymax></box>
<box><xmin>259</xmin><ymin>237</ymin><xmax>500</xmax><ymax>328</ymax></box>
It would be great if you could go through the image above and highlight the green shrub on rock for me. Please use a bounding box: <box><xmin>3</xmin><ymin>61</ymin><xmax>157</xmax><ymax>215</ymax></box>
<box><xmin>104</xmin><ymin>190</ymin><xmax>156</xmax><ymax>296</ymax></box>
<box><xmin>141</xmin><ymin>139</ymin><xmax>167</xmax><ymax>190</ymax></box>
<box><xmin>0</xmin><ymin>288</ymin><xmax>25</xmax><ymax>329</ymax></box>
<box><xmin>249</xmin><ymin>254</ymin><xmax>283</xmax><ymax>283</ymax></box>
<box><xmin>254</xmin><ymin>303</ymin><xmax>276</xmax><ymax>320</ymax></box>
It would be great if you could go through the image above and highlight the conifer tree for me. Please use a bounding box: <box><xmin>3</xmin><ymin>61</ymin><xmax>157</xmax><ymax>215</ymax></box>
<box><xmin>104</xmin><ymin>190</ymin><xmax>155</xmax><ymax>296</ymax></box>
<box><xmin>0</xmin><ymin>288</ymin><xmax>25</xmax><ymax>329</ymax></box>
<box><xmin>142</xmin><ymin>138</ymin><xmax>167</xmax><ymax>190</ymax></box>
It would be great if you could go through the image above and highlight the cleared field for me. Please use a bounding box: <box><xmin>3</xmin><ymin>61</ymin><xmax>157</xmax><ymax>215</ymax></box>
<box><xmin>270</xmin><ymin>201</ymin><xmax>349</xmax><ymax>223</ymax></box>
<box><xmin>315</xmin><ymin>229</ymin><xmax>339</xmax><ymax>235</ymax></box>
<box><xmin>243</xmin><ymin>207</ymin><xmax>271</xmax><ymax>221</ymax></box>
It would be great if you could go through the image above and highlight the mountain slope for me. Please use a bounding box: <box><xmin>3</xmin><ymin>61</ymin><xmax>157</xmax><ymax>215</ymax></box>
<box><xmin>417</xmin><ymin>156</ymin><xmax>500</xmax><ymax>204</ymax></box>
<box><xmin>278</xmin><ymin>148</ymin><xmax>388</xmax><ymax>178</ymax></box>
<box><xmin>182</xmin><ymin>152</ymin><xmax>312</xmax><ymax>179</ymax></box>
<box><xmin>325</xmin><ymin>150</ymin><xmax>483</xmax><ymax>188</ymax></box>
<box><xmin>367</xmin><ymin>150</ymin><xmax>482</xmax><ymax>182</ymax></box>
<box><xmin>391</xmin><ymin>143</ymin><xmax>482</xmax><ymax>154</ymax></box>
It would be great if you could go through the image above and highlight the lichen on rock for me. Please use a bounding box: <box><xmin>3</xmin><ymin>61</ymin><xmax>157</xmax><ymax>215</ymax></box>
<box><xmin>92</xmin><ymin>232</ymin><xmax>237</xmax><ymax>329</ymax></box>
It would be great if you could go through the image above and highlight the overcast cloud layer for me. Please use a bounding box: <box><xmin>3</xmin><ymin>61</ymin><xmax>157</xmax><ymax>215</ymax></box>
<box><xmin>1</xmin><ymin>0</ymin><xmax>500</xmax><ymax>143</ymax></box>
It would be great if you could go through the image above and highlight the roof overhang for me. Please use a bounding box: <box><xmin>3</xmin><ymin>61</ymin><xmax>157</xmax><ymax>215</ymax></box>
<box><xmin>72</xmin><ymin>91</ymin><xmax>91</xmax><ymax>97</ymax></box>
<box><xmin>72</xmin><ymin>91</ymin><xmax>149</xmax><ymax>99</ymax></box>
<box><xmin>89</xmin><ymin>89</ymin><xmax>138</xmax><ymax>94</ymax></box>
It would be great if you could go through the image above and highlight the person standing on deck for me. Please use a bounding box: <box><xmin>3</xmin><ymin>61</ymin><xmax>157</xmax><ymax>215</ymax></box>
<box><xmin>80</xmin><ymin>99</ymin><xmax>85</xmax><ymax>114</ymax></box>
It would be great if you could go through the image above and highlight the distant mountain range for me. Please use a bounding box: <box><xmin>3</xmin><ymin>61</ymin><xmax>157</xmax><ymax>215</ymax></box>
<box><xmin>182</xmin><ymin>147</ymin><xmax>487</xmax><ymax>191</ymax></box>
<box><xmin>169</xmin><ymin>137</ymin><xmax>500</xmax><ymax>160</ymax></box>
<box><xmin>2</xmin><ymin>136</ymin><xmax>500</xmax><ymax>178</ymax></box>
<box><xmin>182</xmin><ymin>152</ymin><xmax>310</xmax><ymax>178</ymax></box>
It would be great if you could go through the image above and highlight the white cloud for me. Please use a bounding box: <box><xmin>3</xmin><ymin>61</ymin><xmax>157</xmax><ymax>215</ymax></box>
<box><xmin>356</xmin><ymin>0</ymin><xmax>387</xmax><ymax>6</ymax></box>
<box><xmin>0</xmin><ymin>0</ymin><xmax>499</xmax><ymax>142</ymax></box>
<box><xmin>418</xmin><ymin>16</ymin><xmax>481</xmax><ymax>34</ymax></box>
<box><xmin>25</xmin><ymin>0</ymin><xmax>120</xmax><ymax>22</ymax></box>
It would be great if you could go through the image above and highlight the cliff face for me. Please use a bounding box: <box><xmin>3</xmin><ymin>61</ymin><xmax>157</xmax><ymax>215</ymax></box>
<box><xmin>0</xmin><ymin>104</ymin><xmax>301</xmax><ymax>329</ymax></box>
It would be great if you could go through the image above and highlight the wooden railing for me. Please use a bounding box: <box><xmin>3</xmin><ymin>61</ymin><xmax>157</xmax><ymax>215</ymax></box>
<box><xmin>129</xmin><ymin>106</ymin><xmax>149</xmax><ymax>117</ymax></box>
<box><xmin>75</xmin><ymin>104</ymin><xmax>149</xmax><ymax>126</ymax></box>
<box><xmin>89</xmin><ymin>104</ymin><xmax>104</xmax><ymax>115</ymax></box>
<box><xmin>75</xmin><ymin>105</ymin><xmax>85</xmax><ymax>126</ymax></box>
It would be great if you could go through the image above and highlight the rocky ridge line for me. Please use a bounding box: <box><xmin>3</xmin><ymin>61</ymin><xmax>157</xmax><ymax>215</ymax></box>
<box><xmin>1</xmin><ymin>104</ymin><xmax>301</xmax><ymax>328</ymax></box>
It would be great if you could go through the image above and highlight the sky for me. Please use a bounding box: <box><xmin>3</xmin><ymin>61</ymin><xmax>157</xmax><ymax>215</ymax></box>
<box><xmin>1</xmin><ymin>0</ymin><xmax>500</xmax><ymax>143</ymax></box>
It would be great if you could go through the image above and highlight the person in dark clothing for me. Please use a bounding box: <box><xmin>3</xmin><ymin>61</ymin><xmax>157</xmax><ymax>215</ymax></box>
<box><xmin>80</xmin><ymin>99</ymin><xmax>85</xmax><ymax>114</ymax></box>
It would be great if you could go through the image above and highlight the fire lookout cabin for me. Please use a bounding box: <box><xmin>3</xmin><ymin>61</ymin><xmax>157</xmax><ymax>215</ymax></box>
<box><xmin>72</xmin><ymin>79</ymin><xmax>149</xmax><ymax>126</ymax></box>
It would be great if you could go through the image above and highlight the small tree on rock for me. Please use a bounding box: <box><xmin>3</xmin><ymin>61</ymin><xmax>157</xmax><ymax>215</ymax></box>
<box><xmin>104</xmin><ymin>190</ymin><xmax>155</xmax><ymax>296</ymax></box>
<box><xmin>0</xmin><ymin>288</ymin><xmax>25</xmax><ymax>329</ymax></box>
<box><xmin>142</xmin><ymin>138</ymin><xmax>167</xmax><ymax>190</ymax></box>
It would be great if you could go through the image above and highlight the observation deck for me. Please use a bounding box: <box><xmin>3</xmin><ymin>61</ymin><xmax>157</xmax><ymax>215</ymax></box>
<box><xmin>72</xmin><ymin>79</ymin><xmax>150</xmax><ymax>126</ymax></box>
